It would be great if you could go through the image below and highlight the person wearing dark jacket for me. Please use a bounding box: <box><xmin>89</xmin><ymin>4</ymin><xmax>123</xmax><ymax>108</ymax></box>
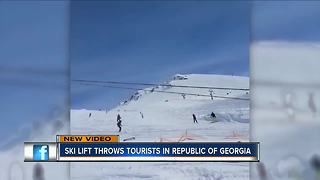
<box><xmin>211</xmin><ymin>112</ymin><xmax>216</xmax><ymax>118</ymax></box>
<box><xmin>117</xmin><ymin>119</ymin><xmax>122</xmax><ymax>132</ymax></box>
<box><xmin>140</xmin><ymin>112</ymin><xmax>144</xmax><ymax>119</ymax></box>
<box><xmin>192</xmin><ymin>114</ymin><xmax>198</xmax><ymax>123</ymax></box>
<box><xmin>117</xmin><ymin>114</ymin><xmax>121</xmax><ymax>122</ymax></box>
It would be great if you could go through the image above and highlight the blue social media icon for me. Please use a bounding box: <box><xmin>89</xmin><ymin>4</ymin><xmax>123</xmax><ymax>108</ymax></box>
<box><xmin>33</xmin><ymin>145</ymin><xmax>49</xmax><ymax>161</ymax></box>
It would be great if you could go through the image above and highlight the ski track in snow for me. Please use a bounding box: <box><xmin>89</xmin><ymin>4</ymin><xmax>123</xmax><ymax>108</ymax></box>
<box><xmin>71</xmin><ymin>74</ymin><xmax>250</xmax><ymax>180</ymax></box>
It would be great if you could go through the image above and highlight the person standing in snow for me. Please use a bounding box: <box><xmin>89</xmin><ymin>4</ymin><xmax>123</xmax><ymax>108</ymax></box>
<box><xmin>140</xmin><ymin>112</ymin><xmax>144</xmax><ymax>119</ymax></box>
<box><xmin>89</xmin><ymin>113</ymin><xmax>91</xmax><ymax>118</ymax></box>
<box><xmin>209</xmin><ymin>90</ymin><xmax>214</xmax><ymax>100</ymax></box>
<box><xmin>211</xmin><ymin>112</ymin><xmax>216</xmax><ymax>118</ymax></box>
<box><xmin>117</xmin><ymin>119</ymin><xmax>122</xmax><ymax>132</ymax></box>
<box><xmin>192</xmin><ymin>114</ymin><xmax>198</xmax><ymax>124</ymax></box>
<box><xmin>117</xmin><ymin>114</ymin><xmax>121</xmax><ymax>122</ymax></box>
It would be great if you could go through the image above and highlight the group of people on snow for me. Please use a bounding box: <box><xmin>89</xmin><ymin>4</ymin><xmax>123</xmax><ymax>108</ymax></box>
<box><xmin>192</xmin><ymin>112</ymin><xmax>216</xmax><ymax>124</ymax></box>
<box><xmin>89</xmin><ymin>110</ymin><xmax>216</xmax><ymax>132</ymax></box>
<box><xmin>115</xmin><ymin>111</ymin><xmax>216</xmax><ymax>132</ymax></box>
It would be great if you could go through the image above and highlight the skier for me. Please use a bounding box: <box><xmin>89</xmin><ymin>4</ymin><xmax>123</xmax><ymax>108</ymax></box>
<box><xmin>181</xmin><ymin>94</ymin><xmax>186</xmax><ymax>99</ymax></box>
<box><xmin>117</xmin><ymin>114</ymin><xmax>121</xmax><ymax>122</ymax></box>
<box><xmin>211</xmin><ymin>112</ymin><xmax>216</xmax><ymax>118</ymax></box>
<box><xmin>117</xmin><ymin>119</ymin><xmax>122</xmax><ymax>132</ymax></box>
<box><xmin>209</xmin><ymin>89</ymin><xmax>214</xmax><ymax>100</ymax></box>
<box><xmin>140</xmin><ymin>112</ymin><xmax>144</xmax><ymax>119</ymax></box>
<box><xmin>210</xmin><ymin>91</ymin><xmax>214</xmax><ymax>100</ymax></box>
<box><xmin>89</xmin><ymin>113</ymin><xmax>91</xmax><ymax>118</ymax></box>
<box><xmin>192</xmin><ymin>114</ymin><xmax>198</xmax><ymax>124</ymax></box>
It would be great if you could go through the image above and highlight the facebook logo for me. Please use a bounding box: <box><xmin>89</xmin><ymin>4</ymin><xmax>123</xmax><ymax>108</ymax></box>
<box><xmin>33</xmin><ymin>145</ymin><xmax>49</xmax><ymax>161</ymax></box>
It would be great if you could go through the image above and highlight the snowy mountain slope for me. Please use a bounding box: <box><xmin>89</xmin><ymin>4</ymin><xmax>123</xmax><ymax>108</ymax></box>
<box><xmin>71</xmin><ymin>74</ymin><xmax>250</xmax><ymax>180</ymax></box>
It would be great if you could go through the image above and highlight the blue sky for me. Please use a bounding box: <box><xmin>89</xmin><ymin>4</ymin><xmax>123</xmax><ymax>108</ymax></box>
<box><xmin>71</xmin><ymin>1</ymin><xmax>251</xmax><ymax>110</ymax></box>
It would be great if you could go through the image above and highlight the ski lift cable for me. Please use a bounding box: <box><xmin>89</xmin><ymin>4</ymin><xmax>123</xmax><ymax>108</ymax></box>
<box><xmin>76</xmin><ymin>82</ymin><xmax>250</xmax><ymax>101</ymax></box>
<box><xmin>253</xmin><ymin>80</ymin><xmax>320</xmax><ymax>88</ymax></box>
<box><xmin>72</xmin><ymin>79</ymin><xmax>250</xmax><ymax>91</ymax></box>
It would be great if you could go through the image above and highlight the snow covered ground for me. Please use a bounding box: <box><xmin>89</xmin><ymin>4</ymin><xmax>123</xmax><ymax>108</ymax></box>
<box><xmin>71</xmin><ymin>74</ymin><xmax>250</xmax><ymax>180</ymax></box>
